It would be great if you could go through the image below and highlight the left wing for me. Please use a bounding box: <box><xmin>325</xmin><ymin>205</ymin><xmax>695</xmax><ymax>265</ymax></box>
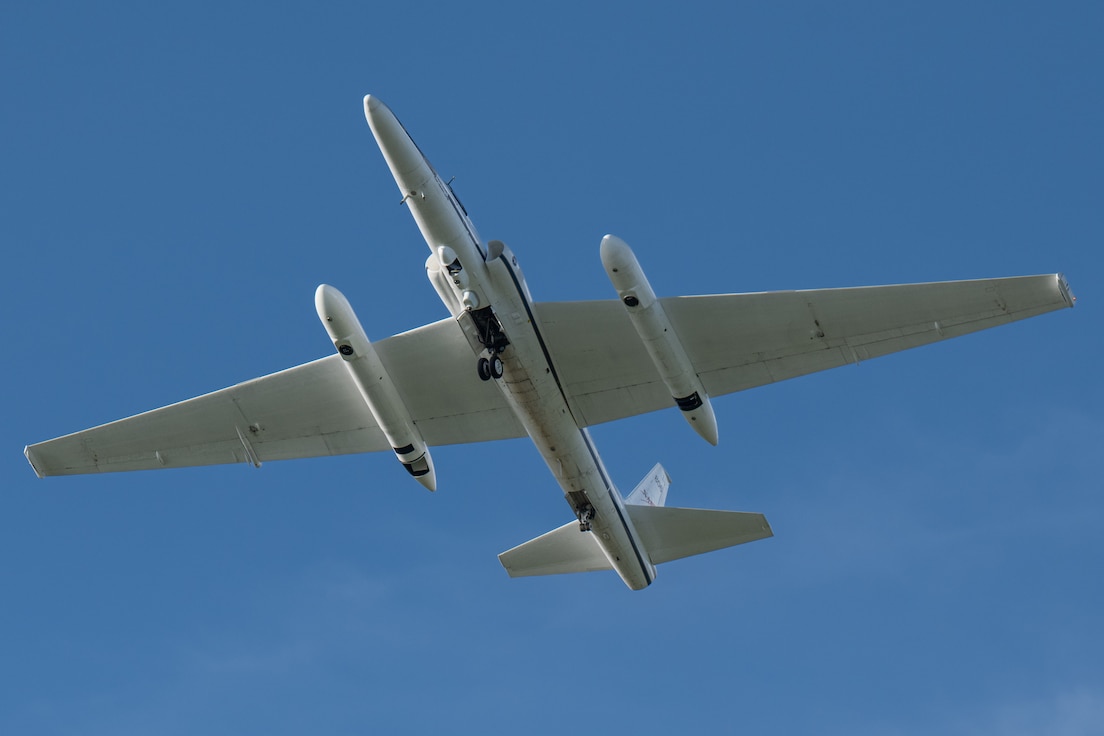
<box><xmin>26</xmin><ymin>317</ymin><xmax>526</xmax><ymax>476</ymax></box>
<box><xmin>536</xmin><ymin>274</ymin><xmax>1074</xmax><ymax>428</ymax></box>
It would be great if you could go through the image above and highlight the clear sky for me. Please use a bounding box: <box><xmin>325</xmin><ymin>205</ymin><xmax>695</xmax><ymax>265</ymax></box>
<box><xmin>3</xmin><ymin>2</ymin><xmax>1101</xmax><ymax>734</ymax></box>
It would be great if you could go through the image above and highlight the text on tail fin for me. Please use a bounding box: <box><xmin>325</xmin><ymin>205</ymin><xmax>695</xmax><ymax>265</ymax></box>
<box><xmin>625</xmin><ymin>463</ymin><xmax>671</xmax><ymax>507</ymax></box>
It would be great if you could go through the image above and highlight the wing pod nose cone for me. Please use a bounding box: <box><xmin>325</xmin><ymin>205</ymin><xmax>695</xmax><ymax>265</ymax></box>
<box><xmin>601</xmin><ymin>233</ymin><xmax>655</xmax><ymax>310</ymax></box>
<box><xmin>315</xmin><ymin>283</ymin><xmax>353</xmax><ymax>324</ymax></box>
<box><xmin>599</xmin><ymin>234</ymin><xmax>633</xmax><ymax>272</ymax></box>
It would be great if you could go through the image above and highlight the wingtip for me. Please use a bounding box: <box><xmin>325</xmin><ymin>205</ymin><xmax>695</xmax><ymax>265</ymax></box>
<box><xmin>24</xmin><ymin>444</ymin><xmax>46</xmax><ymax>479</ymax></box>
<box><xmin>1057</xmin><ymin>273</ymin><xmax>1076</xmax><ymax>308</ymax></box>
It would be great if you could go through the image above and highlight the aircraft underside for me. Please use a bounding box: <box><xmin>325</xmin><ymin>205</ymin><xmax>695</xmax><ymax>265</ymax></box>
<box><xmin>24</xmin><ymin>94</ymin><xmax>1074</xmax><ymax>590</ymax></box>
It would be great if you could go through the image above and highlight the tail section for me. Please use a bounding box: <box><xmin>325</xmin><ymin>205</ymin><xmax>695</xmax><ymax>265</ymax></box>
<box><xmin>498</xmin><ymin>463</ymin><xmax>772</xmax><ymax>581</ymax></box>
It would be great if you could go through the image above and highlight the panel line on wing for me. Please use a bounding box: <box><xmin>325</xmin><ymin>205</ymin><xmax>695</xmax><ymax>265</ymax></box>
<box><xmin>235</xmin><ymin>425</ymin><xmax>262</xmax><ymax>468</ymax></box>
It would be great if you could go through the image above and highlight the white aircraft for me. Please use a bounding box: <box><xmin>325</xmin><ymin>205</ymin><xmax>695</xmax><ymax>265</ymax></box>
<box><xmin>25</xmin><ymin>95</ymin><xmax>1075</xmax><ymax>590</ymax></box>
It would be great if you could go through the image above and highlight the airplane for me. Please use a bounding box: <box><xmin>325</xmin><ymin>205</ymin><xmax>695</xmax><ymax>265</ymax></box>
<box><xmin>25</xmin><ymin>95</ymin><xmax>1075</xmax><ymax>591</ymax></box>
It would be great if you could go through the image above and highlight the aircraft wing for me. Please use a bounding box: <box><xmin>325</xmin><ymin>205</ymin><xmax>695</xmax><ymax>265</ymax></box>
<box><xmin>25</xmin><ymin>317</ymin><xmax>526</xmax><ymax>477</ymax></box>
<box><xmin>535</xmin><ymin>274</ymin><xmax>1075</xmax><ymax>428</ymax></box>
<box><xmin>27</xmin><ymin>274</ymin><xmax>1073</xmax><ymax>477</ymax></box>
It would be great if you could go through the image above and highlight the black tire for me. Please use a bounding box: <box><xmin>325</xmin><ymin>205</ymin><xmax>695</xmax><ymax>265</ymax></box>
<box><xmin>490</xmin><ymin>355</ymin><xmax>504</xmax><ymax>379</ymax></box>
<box><xmin>477</xmin><ymin>357</ymin><xmax>491</xmax><ymax>381</ymax></box>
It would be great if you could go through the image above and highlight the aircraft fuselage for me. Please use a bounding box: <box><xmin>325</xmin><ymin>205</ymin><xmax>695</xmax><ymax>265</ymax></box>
<box><xmin>364</xmin><ymin>96</ymin><xmax>655</xmax><ymax>589</ymax></box>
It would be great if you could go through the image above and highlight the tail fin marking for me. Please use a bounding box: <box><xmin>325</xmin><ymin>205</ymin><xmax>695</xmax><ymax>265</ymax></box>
<box><xmin>625</xmin><ymin>462</ymin><xmax>671</xmax><ymax>507</ymax></box>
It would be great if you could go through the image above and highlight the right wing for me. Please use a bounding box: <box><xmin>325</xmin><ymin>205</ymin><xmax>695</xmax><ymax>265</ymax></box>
<box><xmin>26</xmin><ymin>317</ymin><xmax>526</xmax><ymax>477</ymax></box>
<box><xmin>535</xmin><ymin>274</ymin><xmax>1074</xmax><ymax>428</ymax></box>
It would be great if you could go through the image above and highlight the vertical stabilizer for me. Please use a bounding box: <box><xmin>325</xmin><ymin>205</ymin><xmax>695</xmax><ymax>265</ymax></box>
<box><xmin>625</xmin><ymin>463</ymin><xmax>671</xmax><ymax>507</ymax></box>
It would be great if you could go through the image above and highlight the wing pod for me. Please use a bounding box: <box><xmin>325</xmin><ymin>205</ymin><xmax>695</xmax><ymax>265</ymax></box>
<box><xmin>600</xmin><ymin>235</ymin><xmax>718</xmax><ymax>445</ymax></box>
<box><xmin>315</xmin><ymin>284</ymin><xmax>437</xmax><ymax>490</ymax></box>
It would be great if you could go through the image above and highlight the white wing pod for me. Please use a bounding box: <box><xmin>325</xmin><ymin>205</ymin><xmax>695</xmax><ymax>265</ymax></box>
<box><xmin>315</xmin><ymin>284</ymin><xmax>437</xmax><ymax>490</ymax></box>
<box><xmin>600</xmin><ymin>235</ymin><xmax>719</xmax><ymax>445</ymax></box>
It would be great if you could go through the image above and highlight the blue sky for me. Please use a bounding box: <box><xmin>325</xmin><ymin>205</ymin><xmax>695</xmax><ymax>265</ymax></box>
<box><xmin>3</xmin><ymin>2</ymin><xmax>1101</xmax><ymax>733</ymax></box>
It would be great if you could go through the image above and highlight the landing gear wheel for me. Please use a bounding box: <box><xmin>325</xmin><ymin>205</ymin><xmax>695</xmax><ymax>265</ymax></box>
<box><xmin>489</xmin><ymin>355</ymin><xmax>504</xmax><ymax>379</ymax></box>
<box><xmin>477</xmin><ymin>357</ymin><xmax>491</xmax><ymax>381</ymax></box>
<box><xmin>577</xmin><ymin>505</ymin><xmax>595</xmax><ymax>532</ymax></box>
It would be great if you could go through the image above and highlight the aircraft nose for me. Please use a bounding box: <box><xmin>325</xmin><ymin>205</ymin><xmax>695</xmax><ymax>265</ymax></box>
<box><xmin>363</xmin><ymin>94</ymin><xmax>427</xmax><ymax>180</ymax></box>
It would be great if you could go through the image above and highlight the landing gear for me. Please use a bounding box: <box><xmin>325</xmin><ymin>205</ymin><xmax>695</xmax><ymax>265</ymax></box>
<box><xmin>477</xmin><ymin>353</ymin><xmax>504</xmax><ymax>381</ymax></box>
<box><xmin>576</xmin><ymin>504</ymin><xmax>595</xmax><ymax>532</ymax></box>
<box><xmin>461</xmin><ymin>305</ymin><xmax>511</xmax><ymax>382</ymax></box>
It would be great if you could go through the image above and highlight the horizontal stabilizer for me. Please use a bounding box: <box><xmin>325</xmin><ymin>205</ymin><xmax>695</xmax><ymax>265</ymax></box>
<box><xmin>498</xmin><ymin>521</ymin><xmax>612</xmax><ymax>578</ymax></box>
<box><xmin>499</xmin><ymin>505</ymin><xmax>772</xmax><ymax>578</ymax></box>
<box><xmin>626</xmin><ymin>505</ymin><xmax>773</xmax><ymax>564</ymax></box>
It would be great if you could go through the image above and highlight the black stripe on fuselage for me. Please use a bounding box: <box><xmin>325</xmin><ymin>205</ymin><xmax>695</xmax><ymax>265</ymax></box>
<box><xmin>585</xmin><ymin>432</ymin><xmax>655</xmax><ymax>586</ymax></box>
<box><xmin>436</xmin><ymin>174</ymin><xmax>486</xmax><ymax>259</ymax></box>
<box><xmin>497</xmin><ymin>257</ymin><xmax>654</xmax><ymax>586</ymax></box>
